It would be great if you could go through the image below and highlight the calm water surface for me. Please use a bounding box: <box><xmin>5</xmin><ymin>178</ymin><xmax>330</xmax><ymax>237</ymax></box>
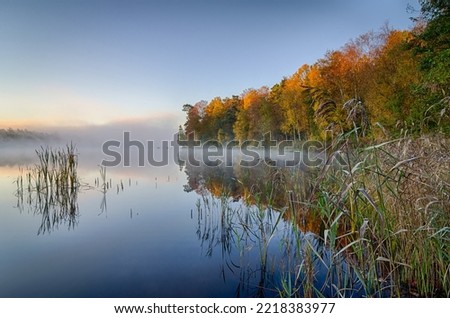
<box><xmin>0</xmin><ymin>144</ymin><xmax>359</xmax><ymax>297</ymax></box>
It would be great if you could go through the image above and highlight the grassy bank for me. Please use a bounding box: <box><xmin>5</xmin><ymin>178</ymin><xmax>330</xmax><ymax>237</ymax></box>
<box><xmin>291</xmin><ymin>132</ymin><xmax>450</xmax><ymax>297</ymax></box>
<box><xmin>195</xmin><ymin>132</ymin><xmax>449</xmax><ymax>297</ymax></box>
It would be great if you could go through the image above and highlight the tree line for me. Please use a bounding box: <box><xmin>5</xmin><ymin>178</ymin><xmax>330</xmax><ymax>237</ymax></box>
<box><xmin>0</xmin><ymin>128</ymin><xmax>53</xmax><ymax>142</ymax></box>
<box><xmin>182</xmin><ymin>0</ymin><xmax>449</xmax><ymax>142</ymax></box>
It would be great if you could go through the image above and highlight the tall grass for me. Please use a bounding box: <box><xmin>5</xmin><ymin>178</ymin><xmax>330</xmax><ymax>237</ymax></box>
<box><xmin>15</xmin><ymin>143</ymin><xmax>80</xmax><ymax>234</ymax></box>
<box><xmin>191</xmin><ymin>132</ymin><xmax>449</xmax><ymax>297</ymax></box>
<box><xmin>302</xmin><ymin>131</ymin><xmax>450</xmax><ymax>297</ymax></box>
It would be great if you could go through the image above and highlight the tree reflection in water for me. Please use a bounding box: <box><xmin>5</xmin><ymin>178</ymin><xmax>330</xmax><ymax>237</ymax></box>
<box><xmin>183</xmin><ymin>160</ymin><xmax>365</xmax><ymax>297</ymax></box>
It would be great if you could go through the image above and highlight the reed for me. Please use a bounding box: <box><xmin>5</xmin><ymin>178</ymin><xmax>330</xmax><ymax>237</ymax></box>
<box><xmin>15</xmin><ymin>143</ymin><xmax>81</xmax><ymax>234</ymax></box>
<box><xmin>98</xmin><ymin>165</ymin><xmax>107</xmax><ymax>191</ymax></box>
<box><xmin>303</xmin><ymin>131</ymin><xmax>450</xmax><ymax>297</ymax></box>
<box><xmin>195</xmin><ymin>131</ymin><xmax>449</xmax><ymax>297</ymax></box>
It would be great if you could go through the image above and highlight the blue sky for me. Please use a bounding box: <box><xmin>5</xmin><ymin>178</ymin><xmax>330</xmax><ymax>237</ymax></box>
<box><xmin>0</xmin><ymin>0</ymin><xmax>417</xmax><ymax>128</ymax></box>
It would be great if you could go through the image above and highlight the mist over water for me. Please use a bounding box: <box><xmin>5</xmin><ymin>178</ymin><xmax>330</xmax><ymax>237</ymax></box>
<box><xmin>0</xmin><ymin>119</ymin><xmax>361</xmax><ymax>298</ymax></box>
<box><xmin>0</xmin><ymin>116</ymin><xmax>180</xmax><ymax>167</ymax></box>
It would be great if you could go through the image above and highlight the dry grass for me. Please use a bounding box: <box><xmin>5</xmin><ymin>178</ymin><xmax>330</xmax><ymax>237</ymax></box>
<box><xmin>188</xmin><ymin>132</ymin><xmax>449</xmax><ymax>297</ymax></box>
<box><xmin>305</xmin><ymin>132</ymin><xmax>450</xmax><ymax>297</ymax></box>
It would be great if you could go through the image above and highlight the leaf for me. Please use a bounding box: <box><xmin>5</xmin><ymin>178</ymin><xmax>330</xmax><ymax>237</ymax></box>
<box><xmin>389</xmin><ymin>156</ymin><xmax>420</xmax><ymax>172</ymax></box>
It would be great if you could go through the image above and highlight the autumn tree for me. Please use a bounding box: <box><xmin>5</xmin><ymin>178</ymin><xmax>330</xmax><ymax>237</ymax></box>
<box><xmin>181</xmin><ymin>6</ymin><xmax>449</xmax><ymax>141</ymax></box>
<box><xmin>307</xmin><ymin>30</ymin><xmax>395</xmax><ymax>136</ymax></box>
<box><xmin>274</xmin><ymin>65</ymin><xmax>313</xmax><ymax>140</ymax></box>
<box><xmin>233</xmin><ymin>87</ymin><xmax>274</xmax><ymax>141</ymax></box>
<box><xmin>219</xmin><ymin>96</ymin><xmax>240</xmax><ymax>142</ymax></box>
<box><xmin>182</xmin><ymin>100</ymin><xmax>207</xmax><ymax>140</ymax></box>
<box><xmin>364</xmin><ymin>30</ymin><xmax>422</xmax><ymax>133</ymax></box>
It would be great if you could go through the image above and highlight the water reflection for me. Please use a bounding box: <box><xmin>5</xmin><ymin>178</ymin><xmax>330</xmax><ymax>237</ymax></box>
<box><xmin>15</xmin><ymin>174</ymin><xmax>79</xmax><ymax>235</ymax></box>
<box><xmin>2</xmin><ymin>144</ymin><xmax>374</xmax><ymax>297</ymax></box>
<box><xmin>183</xmin><ymin>160</ymin><xmax>321</xmax><ymax>234</ymax></box>
<box><xmin>99</xmin><ymin>189</ymin><xmax>108</xmax><ymax>216</ymax></box>
<box><xmin>193</xmin><ymin>192</ymin><xmax>283</xmax><ymax>297</ymax></box>
<box><xmin>182</xmin><ymin>160</ymin><xmax>366</xmax><ymax>297</ymax></box>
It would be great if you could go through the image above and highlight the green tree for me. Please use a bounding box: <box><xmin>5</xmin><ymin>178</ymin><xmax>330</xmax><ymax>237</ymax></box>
<box><xmin>413</xmin><ymin>0</ymin><xmax>450</xmax><ymax>132</ymax></box>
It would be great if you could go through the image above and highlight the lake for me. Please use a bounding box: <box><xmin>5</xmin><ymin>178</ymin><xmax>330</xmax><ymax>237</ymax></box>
<box><xmin>0</xmin><ymin>142</ymin><xmax>363</xmax><ymax>297</ymax></box>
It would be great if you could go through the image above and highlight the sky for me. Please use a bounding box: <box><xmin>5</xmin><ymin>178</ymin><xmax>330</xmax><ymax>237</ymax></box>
<box><xmin>0</xmin><ymin>0</ymin><xmax>418</xmax><ymax>130</ymax></box>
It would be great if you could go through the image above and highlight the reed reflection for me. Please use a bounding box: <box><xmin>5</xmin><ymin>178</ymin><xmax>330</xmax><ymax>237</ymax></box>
<box><xmin>15</xmin><ymin>145</ymin><xmax>80</xmax><ymax>235</ymax></box>
<box><xmin>182</xmin><ymin>160</ymin><xmax>366</xmax><ymax>297</ymax></box>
